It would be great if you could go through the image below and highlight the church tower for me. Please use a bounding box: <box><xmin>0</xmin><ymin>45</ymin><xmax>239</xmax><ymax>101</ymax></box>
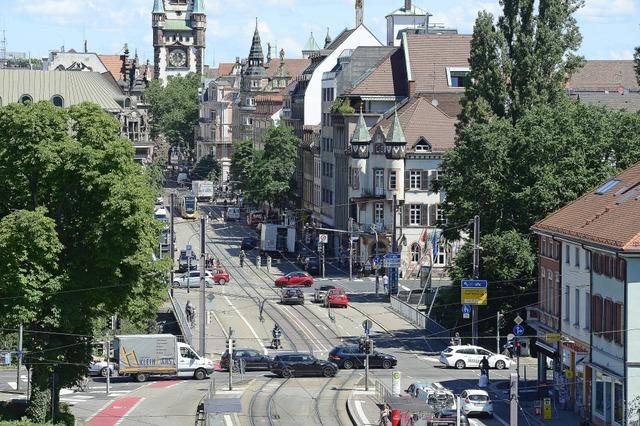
<box><xmin>152</xmin><ymin>0</ymin><xmax>207</xmax><ymax>84</ymax></box>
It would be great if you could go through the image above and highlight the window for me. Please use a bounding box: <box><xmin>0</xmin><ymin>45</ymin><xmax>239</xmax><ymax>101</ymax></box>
<box><xmin>414</xmin><ymin>138</ymin><xmax>431</xmax><ymax>152</ymax></box>
<box><xmin>409</xmin><ymin>204</ymin><xmax>421</xmax><ymax>225</ymax></box>
<box><xmin>586</xmin><ymin>251</ymin><xmax>591</xmax><ymax>270</ymax></box>
<box><xmin>574</xmin><ymin>289</ymin><xmax>580</xmax><ymax>326</ymax></box>
<box><xmin>585</xmin><ymin>293</ymin><xmax>590</xmax><ymax>331</ymax></box>
<box><xmin>388</xmin><ymin>171</ymin><xmax>397</xmax><ymax>190</ymax></box>
<box><xmin>540</xmin><ymin>268</ymin><xmax>546</xmax><ymax>311</ymax></box>
<box><xmin>51</xmin><ymin>95</ymin><xmax>64</xmax><ymax>107</ymax></box>
<box><xmin>565</xmin><ymin>245</ymin><xmax>570</xmax><ymax>264</ymax></box>
<box><xmin>575</xmin><ymin>247</ymin><xmax>580</xmax><ymax>267</ymax></box>
<box><xmin>447</xmin><ymin>67</ymin><xmax>471</xmax><ymax>88</ymax></box>
<box><xmin>436</xmin><ymin>205</ymin><xmax>445</xmax><ymax>223</ymax></box>
<box><xmin>436</xmin><ymin>243</ymin><xmax>446</xmax><ymax>265</ymax></box>
<box><xmin>19</xmin><ymin>94</ymin><xmax>33</xmax><ymax>104</ymax></box>
<box><xmin>374</xmin><ymin>203</ymin><xmax>384</xmax><ymax>224</ymax></box>
<box><xmin>410</xmin><ymin>243</ymin><xmax>421</xmax><ymax>262</ymax></box>
<box><xmin>564</xmin><ymin>286</ymin><xmax>570</xmax><ymax>321</ymax></box>
<box><xmin>548</xmin><ymin>273</ymin><xmax>554</xmax><ymax>315</ymax></box>
<box><xmin>541</xmin><ymin>237</ymin><xmax>547</xmax><ymax>257</ymax></box>
<box><xmin>604</xmin><ymin>299</ymin><xmax>613</xmax><ymax>341</ymax></box>
<box><xmin>592</xmin><ymin>295</ymin><xmax>602</xmax><ymax>334</ymax></box>
<box><xmin>614</xmin><ymin>382</ymin><xmax>623</xmax><ymax>424</ymax></box>
<box><xmin>374</xmin><ymin>169</ymin><xmax>384</xmax><ymax>196</ymax></box>
<box><xmin>409</xmin><ymin>171</ymin><xmax>421</xmax><ymax>190</ymax></box>
<box><xmin>594</xmin><ymin>373</ymin><xmax>604</xmax><ymax>415</ymax></box>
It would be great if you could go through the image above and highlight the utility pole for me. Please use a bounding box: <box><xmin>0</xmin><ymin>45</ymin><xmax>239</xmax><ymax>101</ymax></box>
<box><xmin>364</xmin><ymin>337</ymin><xmax>370</xmax><ymax>391</ymax></box>
<box><xmin>187</xmin><ymin>254</ymin><xmax>191</xmax><ymax>294</ymax></box>
<box><xmin>16</xmin><ymin>324</ymin><xmax>22</xmax><ymax>392</ymax></box>
<box><xmin>471</xmin><ymin>215</ymin><xmax>480</xmax><ymax>345</ymax></box>
<box><xmin>348</xmin><ymin>218</ymin><xmax>354</xmax><ymax>281</ymax></box>
<box><xmin>496</xmin><ymin>311</ymin><xmax>502</xmax><ymax>354</ymax></box>
<box><xmin>106</xmin><ymin>336</ymin><xmax>111</xmax><ymax>395</ymax></box>
<box><xmin>371</xmin><ymin>225</ymin><xmax>379</xmax><ymax>295</ymax></box>
<box><xmin>199</xmin><ymin>215</ymin><xmax>206</xmax><ymax>357</ymax></box>
<box><xmin>391</xmin><ymin>194</ymin><xmax>399</xmax><ymax>296</ymax></box>
<box><xmin>170</xmin><ymin>192</ymin><xmax>175</xmax><ymax>295</ymax></box>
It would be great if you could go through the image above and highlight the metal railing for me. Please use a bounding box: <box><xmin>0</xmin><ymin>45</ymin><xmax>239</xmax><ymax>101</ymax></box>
<box><xmin>390</xmin><ymin>295</ymin><xmax>428</xmax><ymax>328</ymax></box>
<box><xmin>374</xmin><ymin>379</ymin><xmax>393</xmax><ymax>404</ymax></box>
<box><xmin>168</xmin><ymin>290</ymin><xmax>193</xmax><ymax>346</ymax></box>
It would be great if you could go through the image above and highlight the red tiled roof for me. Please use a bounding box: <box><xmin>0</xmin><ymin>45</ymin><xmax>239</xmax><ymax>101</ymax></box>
<box><xmin>98</xmin><ymin>55</ymin><xmax>125</xmax><ymax>81</ymax></box>
<box><xmin>369</xmin><ymin>95</ymin><xmax>457</xmax><ymax>154</ymax></box>
<box><xmin>533</xmin><ymin>162</ymin><xmax>640</xmax><ymax>251</ymax></box>
<box><xmin>265</xmin><ymin>58</ymin><xmax>310</xmax><ymax>79</ymax></box>
<box><xmin>217</xmin><ymin>63</ymin><xmax>235</xmax><ymax>76</ymax></box>
<box><xmin>566</xmin><ymin>60</ymin><xmax>639</xmax><ymax>92</ymax></box>
<box><xmin>406</xmin><ymin>33</ymin><xmax>471</xmax><ymax>94</ymax></box>
<box><xmin>349</xmin><ymin>48</ymin><xmax>408</xmax><ymax>96</ymax></box>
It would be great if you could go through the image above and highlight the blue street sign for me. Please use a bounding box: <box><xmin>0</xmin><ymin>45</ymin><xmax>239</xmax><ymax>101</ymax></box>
<box><xmin>461</xmin><ymin>304</ymin><xmax>472</xmax><ymax>314</ymax></box>
<box><xmin>373</xmin><ymin>256</ymin><xmax>381</xmax><ymax>265</ymax></box>
<box><xmin>461</xmin><ymin>279</ymin><xmax>488</xmax><ymax>288</ymax></box>
<box><xmin>383</xmin><ymin>253</ymin><xmax>401</xmax><ymax>260</ymax></box>
<box><xmin>186</xmin><ymin>244</ymin><xmax>193</xmax><ymax>251</ymax></box>
<box><xmin>513</xmin><ymin>325</ymin><xmax>525</xmax><ymax>336</ymax></box>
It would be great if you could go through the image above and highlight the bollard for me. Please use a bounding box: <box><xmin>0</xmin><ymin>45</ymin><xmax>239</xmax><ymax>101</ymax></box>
<box><xmin>391</xmin><ymin>409</ymin><xmax>401</xmax><ymax>426</ymax></box>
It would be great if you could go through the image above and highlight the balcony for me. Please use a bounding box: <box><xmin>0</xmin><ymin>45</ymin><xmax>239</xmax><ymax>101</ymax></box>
<box><xmin>355</xmin><ymin>222</ymin><xmax>390</xmax><ymax>235</ymax></box>
<box><xmin>199</xmin><ymin>117</ymin><xmax>213</xmax><ymax>123</ymax></box>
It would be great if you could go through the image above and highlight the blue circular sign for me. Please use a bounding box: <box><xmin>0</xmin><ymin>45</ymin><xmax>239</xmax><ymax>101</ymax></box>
<box><xmin>373</xmin><ymin>256</ymin><xmax>381</xmax><ymax>265</ymax></box>
<box><xmin>461</xmin><ymin>304</ymin><xmax>472</xmax><ymax>314</ymax></box>
<box><xmin>513</xmin><ymin>325</ymin><xmax>525</xmax><ymax>336</ymax></box>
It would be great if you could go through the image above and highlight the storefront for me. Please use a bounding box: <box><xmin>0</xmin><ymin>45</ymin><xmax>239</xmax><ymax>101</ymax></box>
<box><xmin>590</xmin><ymin>366</ymin><xmax>624</xmax><ymax>426</ymax></box>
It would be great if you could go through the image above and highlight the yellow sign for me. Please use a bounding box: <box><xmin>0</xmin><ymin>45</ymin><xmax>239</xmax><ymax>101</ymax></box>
<box><xmin>461</xmin><ymin>288</ymin><xmax>487</xmax><ymax>305</ymax></box>
<box><xmin>546</xmin><ymin>333</ymin><xmax>562</xmax><ymax>343</ymax></box>
<box><xmin>543</xmin><ymin>397</ymin><xmax>552</xmax><ymax>420</ymax></box>
<box><xmin>565</xmin><ymin>369</ymin><xmax>574</xmax><ymax>379</ymax></box>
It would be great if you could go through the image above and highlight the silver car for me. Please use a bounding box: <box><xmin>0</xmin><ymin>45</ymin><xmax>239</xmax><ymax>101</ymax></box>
<box><xmin>89</xmin><ymin>360</ymin><xmax>117</xmax><ymax>377</ymax></box>
<box><xmin>172</xmin><ymin>271</ymin><xmax>215</xmax><ymax>288</ymax></box>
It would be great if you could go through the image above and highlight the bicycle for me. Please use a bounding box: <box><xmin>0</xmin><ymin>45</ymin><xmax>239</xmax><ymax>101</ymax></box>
<box><xmin>74</xmin><ymin>376</ymin><xmax>90</xmax><ymax>393</ymax></box>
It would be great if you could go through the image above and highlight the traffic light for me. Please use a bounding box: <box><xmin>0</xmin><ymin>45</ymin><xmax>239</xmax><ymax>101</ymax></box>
<box><xmin>358</xmin><ymin>339</ymin><xmax>365</xmax><ymax>353</ymax></box>
<box><xmin>515</xmin><ymin>339</ymin><xmax>522</xmax><ymax>357</ymax></box>
<box><xmin>498</xmin><ymin>312</ymin><xmax>505</xmax><ymax>328</ymax></box>
<box><xmin>227</xmin><ymin>338</ymin><xmax>236</xmax><ymax>351</ymax></box>
<box><xmin>106</xmin><ymin>316</ymin><xmax>113</xmax><ymax>330</ymax></box>
<box><xmin>115</xmin><ymin>318</ymin><xmax>122</xmax><ymax>330</ymax></box>
<box><xmin>364</xmin><ymin>339</ymin><xmax>373</xmax><ymax>355</ymax></box>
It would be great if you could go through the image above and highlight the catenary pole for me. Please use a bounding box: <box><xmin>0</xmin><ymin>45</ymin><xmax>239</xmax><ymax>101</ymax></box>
<box><xmin>200</xmin><ymin>215</ymin><xmax>206</xmax><ymax>357</ymax></box>
<box><xmin>472</xmin><ymin>215</ymin><xmax>480</xmax><ymax>345</ymax></box>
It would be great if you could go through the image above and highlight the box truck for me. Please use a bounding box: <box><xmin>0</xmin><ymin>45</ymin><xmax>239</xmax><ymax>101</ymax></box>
<box><xmin>260</xmin><ymin>224</ymin><xmax>296</xmax><ymax>255</ymax></box>
<box><xmin>113</xmin><ymin>334</ymin><xmax>214</xmax><ymax>382</ymax></box>
<box><xmin>192</xmin><ymin>181</ymin><xmax>214</xmax><ymax>203</ymax></box>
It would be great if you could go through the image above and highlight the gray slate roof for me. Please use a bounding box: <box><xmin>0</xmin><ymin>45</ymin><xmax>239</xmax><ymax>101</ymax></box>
<box><xmin>0</xmin><ymin>69</ymin><xmax>124</xmax><ymax>110</ymax></box>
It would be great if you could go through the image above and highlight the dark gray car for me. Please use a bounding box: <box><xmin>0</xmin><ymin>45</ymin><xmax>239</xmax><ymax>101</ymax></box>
<box><xmin>270</xmin><ymin>353</ymin><xmax>338</xmax><ymax>378</ymax></box>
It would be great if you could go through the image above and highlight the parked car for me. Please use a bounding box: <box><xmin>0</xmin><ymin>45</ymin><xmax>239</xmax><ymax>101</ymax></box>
<box><xmin>280</xmin><ymin>288</ymin><xmax>305</xmax><ymax>305</ymax></box>
<box><xmin>270</xmin><ymin>353</ymin><xmax>338</xmax><ymax>378</ymax></box>
<box><xmin>328</xmin><ymin>346</ymin><xmax>396</xmax><ymax>370</ymax></box>
<box><xmin>89</xmin><ymin>359</ymin><xmax>117</xmax><ymax>377</ymax></box>
<box><xmin>406</xmin><ymin>383</ymin><xmax>430</xmax><ymax>397</ymax></box>
<box><xmin>208</xmin><ymin>268</ymin><xmax>231</xmax><ymax>285</ymax></box>
<box><xmin>241</xmin><ymin>237</ymin><xmax>258</xmax><ymax>251</ymax></box>
<box><xmin>275</xmin><ymin>272</ymin><xmax>314</xmax><ymax>288</ymax></box>
<box><xmin>172</xmin><ymin>271</ymin><xmax>215</xmax><ymax>288</ymax></box>
<box><xmin>220</xmin><ymin>349</ymin><xmax>272</xmax><ymax>371</ymax></box>
<box><xmin>313</xmin><ymin>285</ymin><xmax>336</xmax><ymax>303</ymax></box>
<box><xmin>460</xmin><ymin>389</ymin><xmax>493</xmax><ymax>417</ymax></box>
<box><xmin>439</xmin><ymin>345</ymin><xmax>511</xmax><ymax>370</ymax></box>
<box><xmin>325</xmin><ymin>288</ymin><xmax>348</xmax><ymax>308</ymax></box>
<box><xmin>414</xmin><ymin>382</ymin><xmax>457</xmax><ymax>412</ymax></box>
<box><xmin>226</xmin><ymin>207</ymin><xmax>241</xmax><ymax>221</ymax></box>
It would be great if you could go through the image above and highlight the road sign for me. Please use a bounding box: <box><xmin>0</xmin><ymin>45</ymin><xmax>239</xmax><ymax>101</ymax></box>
<box><xmin>186</xmin><ymin>244</ymin><xmax>192</xmax><ymax>251</ymax></box>
<box><xmin>514</xmin><ymin>315</ymin><xmax>523</xmax><ymax>325</ymax></box>
<box><xmin>318</xmin><ymin>234</ymin><xmax>328</xmax><ymax>244</ymax></box>
<box><xmin>461</xmin><ymin>280</ymin><xmax>488</xmax><ymax>305</ymax></box>
<box><xmin>513</xmin><ymin>325</ymin><xmax>524</xmax><ymax>336</ymax></box>
<box><xmin>543</xmin><ymin>398</ymin><xmax>552</xmax><ymax>420</ymax></box>
<box><xmin>383</xmin><ymin>252</ymin><xmax>401</xmax><ymax>268</ymax></box>
<box><xmin>546</xmin><ymin>333</ymin><xmax>562</xmax><ymax>343</ymax></box>
<box><xmin>461</xmin><ymin>304</ymin><xmax>472</xmax><ymax>314</ymax></box>
<box><xmin>362</xmin><ymin>320</ymin><xmax>373</xmax><ymax>335</ymax></box>
<box><xmin>373</xmin><ymin>256</ymin><xmax>381</xmax><ymax>265</ymax></box>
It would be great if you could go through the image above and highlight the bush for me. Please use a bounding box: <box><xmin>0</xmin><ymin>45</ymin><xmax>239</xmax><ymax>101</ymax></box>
<box><xmin>329</xmin><ymin>98</ymin><xmax>355</xmax><ymax>114</ymax></box>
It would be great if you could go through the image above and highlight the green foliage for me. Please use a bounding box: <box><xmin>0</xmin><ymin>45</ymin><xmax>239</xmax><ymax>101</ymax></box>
<box><xmin>634</xmin><ymin>46</ymin><xmax>640</xmax><ymax>86</ymax></box>
<box><xmin>230</xmin><ymin>139</ymin><xmax>256</xmax><ymax>189</ymax></box>
<box><xmin>144</xmin><ymin>73</ymin><xmax>200</xmax><ymax>150</ymax></box>
<box><xmin>329</xmin><ymin>98</ymin><xmax>355</xmax><ymax>114</ymax></box>
<box><xmin>191</xmin><ymin>154</ymin><xmax>220</xmax><ymax>181</ymax></box>
<box><xmin>0</xmin><ymin>101</ymin><xmax>167</xmax><ymax>420</ymax></box>
<box><xmin>461</xmin><ymin>0</ymin><xmax>583</xmax><ymax>125</ymax></box>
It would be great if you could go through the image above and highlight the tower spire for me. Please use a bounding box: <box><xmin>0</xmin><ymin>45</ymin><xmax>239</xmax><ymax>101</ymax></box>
<box><xmin>355</xmin><ymin>0</ymin><xmax>364</xmax><ymax>27</ymax></box>
<box><xmin>324</xmin><ymin>28</ymin><xmax>332</xmax><ymax>48</ymax></box>
<box><xmin>152</xmin><ymin>0</ymin><xmax>164</xmax><ymax>14</ymax></box>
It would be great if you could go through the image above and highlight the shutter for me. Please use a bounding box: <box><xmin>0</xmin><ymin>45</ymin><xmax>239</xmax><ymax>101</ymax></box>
<box><xmin>421</xmin><ymin>170</ymin><xmax>430</xmax><ymax>191</ymax></box>
<box><xmin>592</xmin><ymin>296</ymin><xmax>600</xmax><ymax>333</ymax></box>
<box><xmin>353</xmin><ymin>169</ymin><xmax>359</xmax><ymax>190</ymax></box>
<box><xmin>403</xmin><ymin>205</ymin><xmax>410</xmax><ymax>227</ymax></box>
<box><xmin>420</xmin><ymin>205</ymin><xmax>428</xmax><ymax>226</ymax></box>
<box><xmin>429</xmin><ymin>204</ymin><xmax>437</xmax><ymax>226</ymax></box>
<box><xmin>404</xmin><ymin>171</ymin><xmax>411</xmax><ymax>191</ymax></box>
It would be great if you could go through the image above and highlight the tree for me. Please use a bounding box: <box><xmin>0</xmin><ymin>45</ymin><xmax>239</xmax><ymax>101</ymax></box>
<box><xmin>634</xmin><ymin>46</ymin><xmax>640</xmax><ymax>85</ymax></box>
<box><xmin>0</xmin><ymin>101</ymin><xmax>165</xmax><ymax>421</ymax></box>
<box><xmin>144</xmin><ymin>73</ymin><xmax>200</xmax><ymax>151</ymax></box>
<box><xmin>230</xmin><ymin>139</ymin><xmax>257</xmax><ymax>190</ymax></box>
<box><xmin>191</xmin><ymin>154</ymin><xmax>221</xmax><ymax>181</ymax></box>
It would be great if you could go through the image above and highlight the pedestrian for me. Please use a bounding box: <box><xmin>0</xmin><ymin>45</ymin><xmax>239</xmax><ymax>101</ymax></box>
<box><xmin>379</xmin><ymin>403</ymin><xmax>391</xmax><ymax>426</ymax></box>
<box><xmin>256</xmin><ymin>255</ymin><xmax>261</xmax><ymax>269</ymax></box>
<box><xmin>480</xmin><ymin>356</ymin><xmax>490</xmax><ymax>377</ymax></box>
<box><xmin>266</xmin><ymin>255</ymin><xmax>272</xmax><ymax>273</ymax></box>
<box><xmin>383</xmin><ymin>274</ymin><xmax>389</xmax><ymax>293</ymax></box>
<box><xmin>453</xmin><ymin>332</ymin><xmax>462</xmax><ymax>346</ymax></box>
<box><xmin>239</xmin><ymin>250</ymin><xmax>245</xmax><ymax>267</ymax></box>
<box><xmin>185</xmin><ymin>300</ymin><xmax>195</xmax><ymax>326</ymax></box>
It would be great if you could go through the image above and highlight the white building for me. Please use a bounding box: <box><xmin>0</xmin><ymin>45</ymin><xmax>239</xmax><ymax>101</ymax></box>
<box><xmin>386</xmin><ymin>0</ymin><xmax>429</xmax><ymax>46</ymax></box>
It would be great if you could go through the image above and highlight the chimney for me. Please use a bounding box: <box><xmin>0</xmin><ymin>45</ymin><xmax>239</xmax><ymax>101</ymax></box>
<box><xmin>355</xmin><ymin>0</ymin><xmax>363</xmax><ymax>27</ymax></box>
<box><xmin>405</xmin><ymin>0</ymin><xmax>411</xmax><ymax>10</ymax></box>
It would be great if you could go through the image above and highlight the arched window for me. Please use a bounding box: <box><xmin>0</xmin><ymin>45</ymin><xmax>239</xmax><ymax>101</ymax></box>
<box><xmin>411</xmin><ymin>243</ymin><xmax>421</xmax><ymax>263</ymax></box>
<box><xmin>51</xmin><ymin>95</ymin><xmax>64</xmax><ymax>107</ymax></box>
<box><xmin>124</xmin><ymin>98</ymin><xmax>131</xmax><ymax>108</ymax></box>
<box><xmin>19</xmin><ymin>94</ymin><xmax>33</xmax><ymax>104</ymax></box>
<box><xmin>414</xmin><ymin>137</ymin><xmax>432</xmax><ymax>152</ymax></box>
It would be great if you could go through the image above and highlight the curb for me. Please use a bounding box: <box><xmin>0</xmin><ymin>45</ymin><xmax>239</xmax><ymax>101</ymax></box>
<box><xmin>346</xmin><ymin>392</ymin><xmax>360</xmax><ymax>426</ymax></box>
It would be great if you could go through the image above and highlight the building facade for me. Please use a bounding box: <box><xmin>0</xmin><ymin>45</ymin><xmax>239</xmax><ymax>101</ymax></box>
<box><xmin>152</xmin><ymin>0</ymin><xmax>206</xmax><ymax>83</ymax></box>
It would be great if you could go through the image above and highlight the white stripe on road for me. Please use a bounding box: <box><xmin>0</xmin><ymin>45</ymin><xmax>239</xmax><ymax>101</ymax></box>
<box><xmin>7</xmin><ymin>382</ymin><xmax>16</xmax><ymax>390</ymax></box>
<box><xmin>223</xmin><ymin>295</ymin><xmax>268</xmax><ymax>355</ymax></box>
<box><xmin>278</xmin><ymin>304</ymin><xmax>328</xmax><ymax>353</ymax></box>
<box><xmin>355</xmin><ymin>400</ymin><xmax>372</xmax><ymax>426</ymax></box>
<box><xmin>401</xmin><ymin>285</ymin><xmax>410</xmax><ymax>291</ymax></box>
<box><xmin>224</xmin><ymin>414</ymin><xmax>233</xmax><ymax>426</ymax></box>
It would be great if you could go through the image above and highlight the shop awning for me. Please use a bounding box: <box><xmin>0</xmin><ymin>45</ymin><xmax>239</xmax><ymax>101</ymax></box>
<box><xmin>536</xmin><ymin>340</ymin><xmax>558</xmax><ymax>357</ymax></box>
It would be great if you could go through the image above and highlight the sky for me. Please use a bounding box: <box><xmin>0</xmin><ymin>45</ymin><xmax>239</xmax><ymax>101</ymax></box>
<box><xmin>1</xmin><ymin>0</ymin><xmax>639</xmax><ymax>65</ymax></box>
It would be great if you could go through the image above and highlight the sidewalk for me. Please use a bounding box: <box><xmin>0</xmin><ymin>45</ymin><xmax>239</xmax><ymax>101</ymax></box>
<box><xmin>347</xmin><ymin>377</ymin><xmax>381</xmax><ymax>426</ymax></box>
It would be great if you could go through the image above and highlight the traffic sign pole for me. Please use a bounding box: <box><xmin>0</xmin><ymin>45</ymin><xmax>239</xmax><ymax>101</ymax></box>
<box><xmin>471</xmin><ymin>215</ymin><xmax>480</xmax><ymax>345</ymax></box>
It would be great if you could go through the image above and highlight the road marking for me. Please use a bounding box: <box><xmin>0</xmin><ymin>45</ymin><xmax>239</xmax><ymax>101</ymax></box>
<box><xmin>355</xmin><ymin>400</ymin><xmax>371</xmax><ymax>425</ymax></box>
<box><xmin>401</xmin><ymin>285</ymin><xmax>410</xmax><ymax>291</ymax></box>
<box><xmin>224</xmin><ymin>414</ymin><xmax>234</xmax><ymax>426</ymax></box>
<box><xmin>7</xmin><ymin>381</ymin><xmax>16</xmax><ymax>390</ymax></box>
<box><xmin>148</xmin><ymin>380</ymin><xmax>184</xmax><ymax>389</ymax></box>
<box><xmin>86</xmin><ymin>396</ymin><xmax>144</xmax><ymax>426</ymax></box>
<box><xmin>490</xmin><ymin>413</ymin><xmax>510</xmax><ymax>426</ymax></box>
<box><xmin>278</xmin><ymin>304</ymin><xmax>328</xmax><ymax>353</ymax></box>
<box><xmin>224</xmin><ymin>295</ymin><xmax>268</xmax><ymax>355</ymax></box>
<box><xmin>353</xmin><ymin>390</ymin><xmax>375</xmax><ymax>395</ymax></box>
<box><xmin>211</xmin><ymin>310</ymin><xmax>229</xmax><ymax>338</ymax></box>
<box><xmin>116</xmin><ymin>397</ymin><xmax>145</xmax><ymax>426</ymax></box>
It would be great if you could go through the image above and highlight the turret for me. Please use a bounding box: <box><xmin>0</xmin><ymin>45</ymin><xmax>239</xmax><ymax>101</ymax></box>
<box><xmin>246</xmin><ymin>19</ymin><xmax>266</xmax><ymax>76</ymax></box>
<box><xmin>384</xmin><ymin>110</ymin><xmax>406</xmax><ymax>160</ymax></box>
<box><xmin>324</xmin><ymin>28</ymin><xmax>332</xmax><ymax>48</ymax></box>
<box><xmin>191</xmin><ymin>0</ymin><xmax>207</xmax><ymax>74</ymax></box>
<box><xmin>350</xmin><ymin>109</ymin><xmax>371</xmax><ymax>159</ymax></box>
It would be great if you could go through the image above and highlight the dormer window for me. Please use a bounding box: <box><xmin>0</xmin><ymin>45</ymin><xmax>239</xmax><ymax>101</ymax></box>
<box><xmin>446</xmin><ymin>67</ymin><xmax>470</xmax><ymax>88</ymax></box>
<box><xmin>414</xmin><ymin>137</ymin><xmax>432</xmax><ymax>152</ymax></box>
<box><xmin>19</xmin><ymin>94</ymin><xmax>33</xmax><ymax>104</ymax></box>
<box><xmin>51</xmin><ymin>95</ymin><xmax>64</xmax><ymax>107</ymax></box>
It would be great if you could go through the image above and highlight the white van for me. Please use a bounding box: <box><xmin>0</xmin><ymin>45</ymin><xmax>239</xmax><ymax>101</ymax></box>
<box><xmin>226</xmin><ymin>207</ymin><xmax>241</xmax><ymax>221</ymax></box>
<box><xmin>154</xmin><ymin>207</ymin><xmax>169</xmax><ymax>224</ymax></box>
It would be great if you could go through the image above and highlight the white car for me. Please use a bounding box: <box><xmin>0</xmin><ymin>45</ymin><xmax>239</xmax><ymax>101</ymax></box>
<box><xmin>172</xmin><ymin>271</ymin><xmax>215</xmax><ymax>288</ymax></box>
<box><xmin>439</xmin><ymin>345</ymin><xmax>511</xmax><ymax>370</ymax></box>
<box><xmin>89</xmin><ymin>360</ymin><xmax>117</xmax><ymax>377</ymax></box>
<box><xmin>460</xmin><ymin>389</ymin><xmax>493</xmax><ymax>417</ymax></box>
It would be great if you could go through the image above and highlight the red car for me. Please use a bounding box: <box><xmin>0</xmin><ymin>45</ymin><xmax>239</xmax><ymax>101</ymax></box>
<box><xmin>275</xmin><ymin>272</ymin><xmax>314</xmax><ymax>288</ymax></box>
<box><xmin>208</xmin><ymin>268</ymin><xmax>231</xmax><ymax>285</ymax></box>
<box><xmin>325</xmin><ymin>288</ymin><xmax>348</xmax><ymax>308</ymax></box>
